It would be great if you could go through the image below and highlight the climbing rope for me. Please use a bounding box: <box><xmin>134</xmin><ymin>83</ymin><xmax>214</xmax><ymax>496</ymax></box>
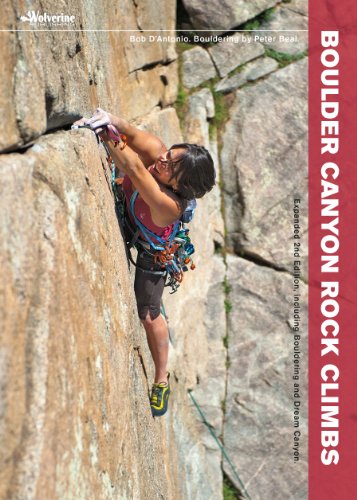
<box><xmin>160</xmin><ymin>299</ymin><xmax>174</xmax><ymax>345</ymax></box>
<box><xmin>188</xmin><ymin>390</ymin><xmax>252</xmax><ymax>500</ymax></box>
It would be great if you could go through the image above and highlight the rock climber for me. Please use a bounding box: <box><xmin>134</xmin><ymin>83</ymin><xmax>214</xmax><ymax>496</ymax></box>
<box><xmin>73</xmin><ymin>108</ymin><xmax>215</xmax><ymax>416</ymax></box>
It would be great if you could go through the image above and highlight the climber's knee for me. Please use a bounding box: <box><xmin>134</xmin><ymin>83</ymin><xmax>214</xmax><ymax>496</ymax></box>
<box><xmin>141</xmin><ymin>309</ymin><xmax>160</xmax><ymax>328</ymax></box>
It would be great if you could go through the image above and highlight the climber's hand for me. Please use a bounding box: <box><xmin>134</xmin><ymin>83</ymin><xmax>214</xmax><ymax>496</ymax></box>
<box><xmin>71</xmin><ymin>117</ymin><xmax>88</xmax><ymax>128</ymax></box>
<box><xmin>71</xmin><ymin>115</ymin><xmax>109</xmax><ymax>140</ymax></box>
<box><xmin>85</xmin><ymin>107</ymin><xmax>112</xmax><ymax>134</ymax></box>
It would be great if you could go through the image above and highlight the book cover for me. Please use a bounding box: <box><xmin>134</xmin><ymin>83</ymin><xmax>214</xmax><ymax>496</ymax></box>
<box><xmin>0</xmin><ymin>1</ymin><xmax>356</xmax><ymax>499</ymax></box>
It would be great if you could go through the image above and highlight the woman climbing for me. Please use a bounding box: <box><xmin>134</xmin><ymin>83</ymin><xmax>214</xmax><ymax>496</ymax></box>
<box><xmin>73</xmin><ymin>108</ymin><xmax>215</xmax><ymax>417</ymax></box>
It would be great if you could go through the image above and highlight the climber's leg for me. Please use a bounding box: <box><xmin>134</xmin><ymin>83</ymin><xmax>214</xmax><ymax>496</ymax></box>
<box><xmin>141</xmin><ymin>312</ymin><xmax>169</xmax><ymax>384</ymax></box>
<box><xmin>134</xmin><ymin>251</ymin><xmax>168</xmax><ymax>383</ymax></box>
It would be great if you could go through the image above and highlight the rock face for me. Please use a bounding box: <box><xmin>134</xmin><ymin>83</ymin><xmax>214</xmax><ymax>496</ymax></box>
<box><xmin>164</xmin><ymin>87</ymin><xmax>226</xmax><ymax>499</ymax></box>
<box><xmin>253</xmin><ymin>3</ymin><xmax>308</xmax><ymax>55</ymax></box>
<box><xmin>287</xmin><ymin>0</ymin><xmax>308</xmax><ymax>16</ymax></box>
<box><xmin>208</xmin><ymin>37</ymin><xmax>265</xmax><ymax>78</ymax></box>
<box><xmin>176</xmin><ymin>5</ymin><xmax>308</xmax><ymax>494</ymax></box>
<box><xmin>181</xmin><ymin>0</ymin><xmax>278</xmax><ymax>34</ymax></box>
<box><xmin>224</xmin><ymin>255</ymin><xmax>308</xmax><ymax>500</ymax></box>
<box><xmin>221</xmin><ymin>58</ymin><xmax>308</xmax><ymax>275</ymax></box>
<box><xmin>0</xmin><ymin>131</ymin><xmax>175</xmax><ymax>499</ymax></box>
<box><xmin>213</xmin><ymin>25</ymin><xmax>308</xmax><ymax>500</ymax></box>
<box><xmin>215</xmin><ymin>57</ymin><xmax>278</xmax><ymax>93</ymax></box>
<box><xmin>182</xmin><ymin>47</ymin><xmax>217</xmax><ymax>88</ymax></box>
<box><xmin>0</xmin><ymin>0</ymin><xmax>177</xmax><ymax>153</ymax></box>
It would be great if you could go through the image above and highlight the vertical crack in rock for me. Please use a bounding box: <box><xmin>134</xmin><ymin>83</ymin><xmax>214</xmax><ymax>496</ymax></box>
<box><xmin>45</xmin><ymin>92</ymin><xmax>56</xmax><ymax>123</ymax></box>
<box><xmin>221</xmin><ymin>260</ymin><xmax>245</xmax><ymax>499</ymax></box>
<box><xmin>221</xmin><ymin>267</ymin><xmax>230</xmax><ymax>448</ymax></box>
<box><xmin>131</xmin><ymin>0</ymin><xmax>143</xmax><ymax>31</ymax></box>
<box><xmin>235</xmin><ymin>168</ymin><xmax>246</xmax><ymax>220</ymax></box>
<box><xmin>133</xmin><ymin>346</ymin><xmax>149</xmax><ymax>383</ymax></box>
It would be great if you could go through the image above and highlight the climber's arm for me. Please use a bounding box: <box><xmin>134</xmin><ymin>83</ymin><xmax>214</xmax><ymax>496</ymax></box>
<box><xmin>108</xmin><ymin>114</ymin><xmax>167</xmax><ymax>167</ymax></box>
<box><xmin>104</xmin><ymin>139</ymin><xmax>180</xmax><ymax>227</ymax></box>
<box><xmin>73</xmin><ymin>108</ymin><xmax>166</xmax><ymax>167</ymax></box>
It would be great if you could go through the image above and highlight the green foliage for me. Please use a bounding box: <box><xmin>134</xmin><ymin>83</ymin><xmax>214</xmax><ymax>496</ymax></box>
<box><xmin>223</xmin><ymin>335</ymin><xmax>229</xmax><ymax>349</ymax></box>
<box><xmin>223</xmin><ymin>475</ymin><xmax>242</xmax><ymax>500</ymax></box>
<box><xmin>240</xmin><ymin>7</ymin><xmax>276</xmax><ymax>31</ymax></box>
<box><xmin>197</xmin><ymin>79</ymin><xmax>230</xmax><ymax>124</ymax></box>
<box><xmin>223</xmin><ymin>276</ymin><xmax>232</xmax><ymax>295</ymax></box>
<box><xmin>198</xmin><ymin>82</ymin><xmax>230</xmax><ymax>140</ymax></box>
<box><xmin>176</xmin><ymin>85</ymin><xmax>186</xmax><ymax>108</ymax></box>
<box><xmin>224</xmin><ymin>299</ymin><xmax>233</xmax><ymax>314</ymax></box>
<box><xmin>226</xmin><ymin>64</ymin><xmax>244</xmax><ymax>79</ymax></box>
<box><xmin>174</xmin><ymin>81</ymin><xmax>188</xmax><ymax>123</ymax></box>
<box><xmin>173</xmin><ymin>48</ymin><xmax>189</xmax><ymax>126</ymax></box>
<box><xmin>260</xmin><ymin>7</ymin><xmax>275</xmax><ymax>22</ymax></box>
<box><xmin>242</xmin><ymin>19</ymin><xmax>260</xmax><ymax>31</ymax></box>
<box><xmin>223</xmin><ymin>276</ymin><xmax>232</xmax><ymax>313</ymax></box>
<box><xmin>214</xmin><ymin>91</ymin><xmax>230</xmax><ymax>128</ymax></box>
<box><xmin>265</xmin><ymin>48</ymin><xmax>308</xmax><ymax>68</ymax></box>
<box><xmin>223</xmin><ymin>482</ymin><xmax>237</xmax><ymax>500</ymax></box>
<box><xmin>176</xmin><ymin>41</ymin><xmax>194</xmax><ymax>54</ymax></box>
<box><xmin>175</xmin><ymin>46</ymin><xmax>231</xmax><ymax>140</ymax></box>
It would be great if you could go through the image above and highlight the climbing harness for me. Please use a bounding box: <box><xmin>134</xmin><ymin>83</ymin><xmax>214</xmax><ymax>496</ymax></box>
<box><xmin>71</xmin><ymin>122</ymin><xmax>196</xmax><ymax>293</ymax></box>
<box><xmin>188</xmin><ymin>390</ymin><xmax>252</xmax><ymax>500</ymax></box>
<box><xmin>127</xmin><ymin>189</ymin><xmax>196</xmax><ymax>293</ymax></box>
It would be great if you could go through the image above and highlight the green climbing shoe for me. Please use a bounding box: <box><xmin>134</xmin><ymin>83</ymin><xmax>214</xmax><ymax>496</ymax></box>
<box><xmin>150</xmin><ymin>374</ymin><xmax>170</xmax><ymax>417</ymax></box>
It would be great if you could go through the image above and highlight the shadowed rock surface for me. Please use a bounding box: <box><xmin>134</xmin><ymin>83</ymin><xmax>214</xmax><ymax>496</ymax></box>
<box><xmin>221</xmin><ymin>58</ymin><xmax>308</xmax><ymax>275</ymax></box>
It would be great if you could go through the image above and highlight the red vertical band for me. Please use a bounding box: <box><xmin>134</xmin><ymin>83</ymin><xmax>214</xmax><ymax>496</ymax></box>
<box><xmin>309</xmin><ymin>0</ymin><xmax>357</xmax><ymax>498</ymax></box>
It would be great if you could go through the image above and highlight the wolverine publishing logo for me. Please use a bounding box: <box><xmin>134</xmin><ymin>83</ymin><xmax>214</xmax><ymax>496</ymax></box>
<box><xmin>20</xmin><ymin>11</ymin><xmax>76</xmax><ymax>26</ymax></box>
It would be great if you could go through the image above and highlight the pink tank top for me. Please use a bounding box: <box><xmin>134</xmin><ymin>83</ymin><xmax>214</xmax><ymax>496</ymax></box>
<box><xmin>122</xmin><ymin>175</ymin><xmax>175</xmax><ymax>241</ymax></box>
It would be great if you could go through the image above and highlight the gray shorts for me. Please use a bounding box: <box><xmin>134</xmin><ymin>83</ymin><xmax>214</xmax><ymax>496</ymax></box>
<box><xmin>134</xmin><ymin>251</ymin><xmax>165</xmax><ymax>320</ymax></box>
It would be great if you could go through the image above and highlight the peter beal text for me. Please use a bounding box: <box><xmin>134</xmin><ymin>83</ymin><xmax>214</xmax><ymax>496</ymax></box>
<box><xmin>129</xmin><ymin>35</ymin><xmax>299</xmax><ymax>44</ymax></box>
